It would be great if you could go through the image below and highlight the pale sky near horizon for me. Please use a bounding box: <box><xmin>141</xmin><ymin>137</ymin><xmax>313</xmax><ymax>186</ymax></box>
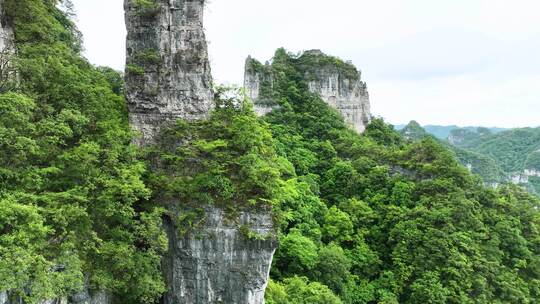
<box><xmin>71</xmin><ymin>0</ymin><xmax>540</xmax><ymax>128</ymax></box>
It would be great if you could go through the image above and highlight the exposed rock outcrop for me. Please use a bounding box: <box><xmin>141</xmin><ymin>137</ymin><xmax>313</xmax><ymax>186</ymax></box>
<box><xmin>67</xmin><ymin>289</ymin><xmax>112</xmax><ymax>304</ymax></box>
<box><xmin>510</xmin><ymin>169</ymin><xmax>540</xmax><ymax>184</ymax></box>
<box><xmin>244</xmin><ymin>50</ymin><xmax>372</xmax><ymax>133</ymax></box>
<box><xmin>0</xmin><ymin>0</ymin><xmax>15</xmax><ymax>89</ymax></box>
<box><xmin>0</xmin><ymin>289</ymin><xmax>111</xmax><ymax>304</ymax></box>
<box><xmin>124</xmin><ymin>1</ymin><xmax>277</xmax><ymax>303</ymax></box>
<box><xmin>0</xmin><ymin>0</ymin><xmax>13</xmax><ymax>51</ymax></box>
<box><xmin>162</xmin><ymin>206</ymin><xmax>277</xmax><ymax>304</ymax></box>
<box><xmin>124</xmin><ymin>0</ymin><xmax>214</xmax><ymax>145</ymax></box>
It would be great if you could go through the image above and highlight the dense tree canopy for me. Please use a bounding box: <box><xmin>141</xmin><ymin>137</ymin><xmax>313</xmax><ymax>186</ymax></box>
<box><xmin>0</xmin><ymin>0</ymin><xmax>166</xmax><ymax>302</ymax></box>
<box><xmin>258</xmin><ymin>48</ymin><xmax>540</xmax><ymax>303</ymax></box>
<box><xmin>1</xmin><ymin>2</ymin><xmax>539</xmax><ymax>304</ymax></box>
<box><xmin>412</xmin><ymin>123</ymin><xmax>540</xmax><ymax>195</ymax></box>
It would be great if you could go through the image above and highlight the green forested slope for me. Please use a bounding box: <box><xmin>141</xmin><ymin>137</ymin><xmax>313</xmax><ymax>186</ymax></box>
<box><xmin>447</xmin><ymin>127</ymin><xmax>540</xmax><ymax>195</ymax></box>
<box><xmin>400</xmin><ymin>122</ymin><xmax>508</xmax><ymax>185</ymax></box>
<box><xmin>452</xmin><ymin>127</ymin><xmax>540</xmax><ymax>173</ymax></box>
<box><xmin>1</xmin><ymin>0</ymin><xmax>165</xmax><ymax>302</ymax></box>
<box><xmin>260</xmin><ymin>49</ymin><xmax>540</xmax><ymax>303</ymax></box>
<box><xmin>1</xmin><ymin>3</ymin><xmax>540</xmax><ymax>304</ymax></box>
<box><xmin>394</xmin><ymin>124</ymin><xmax>506</xmax><ymax>140</ymax></box>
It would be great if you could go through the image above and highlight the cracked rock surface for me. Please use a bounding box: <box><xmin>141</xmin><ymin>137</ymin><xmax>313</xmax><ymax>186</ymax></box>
<box><xmin>124</xmin><ymin>0</ymin><xmax>214</xmax><ymax>145</ymax></box>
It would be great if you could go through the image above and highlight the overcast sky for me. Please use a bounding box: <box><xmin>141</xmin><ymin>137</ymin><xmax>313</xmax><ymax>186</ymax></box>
<box><xmin>71</xmin><ymin>0</ymin><xmax>540</xmax><ymax>128</ymax></box>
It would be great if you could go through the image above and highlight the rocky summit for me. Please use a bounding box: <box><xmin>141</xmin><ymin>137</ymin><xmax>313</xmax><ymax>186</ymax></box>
<box><xmin>244</xmin><ymin>49</ymin><xmax>372</xmax><ymax>133</ymax></box>
<box><xmin>124</xmin><ymin>0</ymin><xmax>214</xmax><ymax>145</ymax></box>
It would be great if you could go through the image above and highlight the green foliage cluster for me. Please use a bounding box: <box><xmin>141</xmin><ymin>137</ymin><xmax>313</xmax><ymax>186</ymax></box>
<box><xmin>133</xmin><ymin>49</ymin><xmax>161</xmax><ymax>66</ymax></box>
<box><xmin>525</xmin><ymin>151</ymin><xmax>540</xmax><ymax>172</ymax></box>
<box><xmin>400</xmin><ymin>120</ymin><xmax>429</xmax><ymax>141</ymax></box>
<box><xmin>452</xmin><ymin>147</ymin><xmax>507</xmax><ymax>184</ymax></box>
<box><xmin>297</xmin><ymin>50</ymin><xmax>359</xmax><ymax>80</ymax></box>
<box><xmin>528</xmin><ymin>176</ymin><xmax>540</xmax><ymax>196</ymax></box>
<box><xmin>3</xmin><ymin>2</ymin><xmax>540</xmax><ymax>304</ymax></box>
<box><xmin>126</xmin><ymin>64</ymin><xmax>145</xmax><ymax>76</ymax></box>
<box><xmin>266</xmin><ymin>277</ymin><xmax>342</xmax><ymax>304</ymax></box>
<box><xmin>400</xmin><ymin>122</ymin><xmax>527</xmax><ymax>186</ymax></box>
<box><xmin>258</xmin><ymin>49</ymin><xmax>540</xmax><ymax>303</ymax></box>
<box><xmin>0</xmin><ymin>0</ymin><xmax>166</xmax><ymax>302</ymax></box>
<box><xmin>133</xmin><ymin>0</ymin><xmax>160</xmax><ymax>17</ymax></box>
<box><xmin>147</xmin><ymin>88</ymin><xmax>289</xmax><ymax>211</ymax></box>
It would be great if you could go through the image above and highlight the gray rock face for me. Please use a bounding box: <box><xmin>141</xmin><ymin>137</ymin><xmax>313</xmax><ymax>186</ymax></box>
<box><xmin>0</xmin><ymin>292</ymin><xmax>7</xmax><ymax>304</ymax></box>
<box><xmin>510</xmin><ymin>169</ymin><xmax>540</xmax><ymax>184</ymax></box>
<box><xmin>162</xmin><ymin>206</ymin><xmax>277</xmax><ymax>304</ymax></box>
<box><xmin>124</xmin><ymin>0</ymin><xmax>214</xmax><ymax>145</ymax></box>
<box><xmin>0</xmin><ymin>0</ymin><xmax>13</xmax><ymax>52</ymax></box>
<box><xmin>124</xmin><ymin>2</ymin><xmax>277</xmax><ymax>303</ymax></box>
<box><xmin>68</xmin><ymin>289</ymin><xmax>111</xmax><ymax>304</ymax></box>
<box><xmin>244</xmin><ymin>50</ymin><xmax>372</xmax><ymax>133</ymax></box>
<box><xmin>0</xmin><ymin>289</ymin><xmax>110</xmax><ymax>304</ymax></box>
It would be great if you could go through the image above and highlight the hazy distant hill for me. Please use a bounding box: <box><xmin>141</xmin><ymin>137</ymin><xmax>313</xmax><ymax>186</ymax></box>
<box><xmin>400</xmin><ymin>122</ymin><xmax>540</xmax><ymax>196</ymax></box>
<box><xmin>394</xmin><ymin>124</ymin><xmax>507</xmax><ymax>139</ymax></box>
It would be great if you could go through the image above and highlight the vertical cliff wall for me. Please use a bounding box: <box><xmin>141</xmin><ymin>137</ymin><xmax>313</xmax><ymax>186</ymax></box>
<box><xmin>0</xmin><ymin>0</ymin><xmax>12</xmax><ymax>52</ymax></box>
<box><xmin>162</xmin><ymin>207</ymin><xmax>277</xmax><ymax>304</ymax></box>
<box><xmin>124</xmin><ymin>1</ymin><xmax>277</xmax><ymax>303</ymax></box>
<box><xmin>245</xmin><ymin>50</ymin><xmax>372</xmax><ymax>133</ymax></box>
<box><xmin>124</xmin><ymin>0</ymin><xmax>214</xmax><ymax>144</ymax></box>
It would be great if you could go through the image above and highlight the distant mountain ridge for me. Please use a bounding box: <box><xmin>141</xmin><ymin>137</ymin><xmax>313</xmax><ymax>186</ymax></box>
<box><xmin>394</xmin><ymin>123</ymin><xmax>508</xmax><ymax>139</ymax></box>
<box><xmin>399</xmin><ymin>121</ymin><xmax>540</xmax><ymax>196</ymax></box>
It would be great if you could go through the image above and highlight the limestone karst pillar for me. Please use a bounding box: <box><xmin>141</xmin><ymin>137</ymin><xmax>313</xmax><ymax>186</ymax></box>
<box><xmin>124</xmin><ymin>0</ymin><xmax>214</xmax><ymax>145</ymax></box>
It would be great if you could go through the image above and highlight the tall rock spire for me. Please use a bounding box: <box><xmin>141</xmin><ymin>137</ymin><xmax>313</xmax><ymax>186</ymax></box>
<box><xmin>125</xmin><ymin>2</ymin><xmax>277</xmax><ymax>304</ymax></box>
<box><xmin>124</xmin><ymin>0</ymin><xmax>214</xmax><ymax>145</ymax></box>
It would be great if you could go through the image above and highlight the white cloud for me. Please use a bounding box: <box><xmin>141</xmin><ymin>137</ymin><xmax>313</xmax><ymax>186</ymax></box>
<box><xmin>71</xmin><ymin>0</ymin><xmax>540</xmax><ymax>127</ymax></box>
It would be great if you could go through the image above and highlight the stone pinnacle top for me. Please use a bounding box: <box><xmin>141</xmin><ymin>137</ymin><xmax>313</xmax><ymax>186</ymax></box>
<box><xmin>124</xmin><ymin>0</ymin><xmax>214</xmax><ymax>145</ymax></box>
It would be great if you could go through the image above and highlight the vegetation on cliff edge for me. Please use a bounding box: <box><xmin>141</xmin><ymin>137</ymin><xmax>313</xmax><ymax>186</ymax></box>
<box><xmin>1</xmin><ymin>3</ymin><xmax>540</xmax><ymax>304</ymax></box>
<box><xmin>261</xmin><ymin>49</ymin><xmax>540</xmax><ymax>304</ymax></box>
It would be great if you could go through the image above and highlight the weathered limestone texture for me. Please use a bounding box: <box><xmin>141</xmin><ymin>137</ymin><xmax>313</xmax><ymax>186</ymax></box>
<box><xmin>0</xmin><ymin>292</ymin><xmax>7</xmax><ymax>304</ymax></box>
<box><xmin>124</xmin><ymin>0</ymin><xmax>214</xmax><ymax>144</ymax></box>
<box><xmin>0</xmin><ymin>0</ymin><xmax>13</xmax><ymax>51</ymax></box>
<box><xmin>244</xmin><ymin>50</ymin><xmax>372</xmax><ymax>133</ymax></box>
<box><xmin>0</xmin><ymin>289</ymin><xmax>111</xmax><ymax>304</ymax></box>
<box><xmin>162</xmin><ymin>206</ymin><xmax>277</xmax><ymax>304</ymax></box>
<box><xmin>68</xmin><ymin>289</ymin><xmax>112</xmax><ymax>304</ymax></box>
<box><xmin>511</xmin><ymin>169</ymin><xmax>540</xmax><ymax>184</ymax></box>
